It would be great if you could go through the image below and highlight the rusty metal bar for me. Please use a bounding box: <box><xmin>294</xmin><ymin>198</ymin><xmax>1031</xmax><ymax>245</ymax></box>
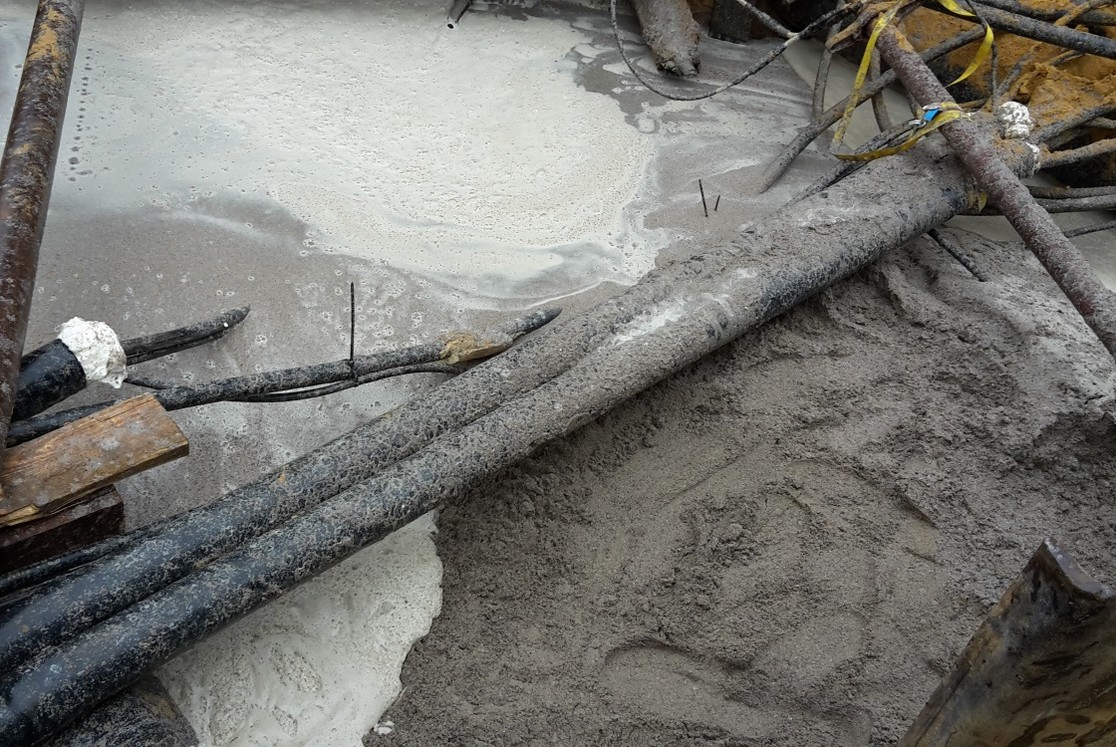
<box><xmin>876</xmin><ymin>26</ymin><xmax>1116</xmax><ymax>360</ymax></box>
<box><xmin>901</xmin><ymin>538</ymin><xmax>1116</xmax><ymax>745</ymax></box>
<box><xmin>929</xmin><ymin>2</ymin><xmax>1116</xmax><ymax>58</ymax></box>
<box><xmin>1033</xmin><ymin>104</ymin><xmax>1116</xmax><ymax>144</ymax></box>
<box><xmin>1042</xmin><ymin>136</ymin><xmax>1116</xmax><ymax>169</ymax></box>
<box><xmin>0</xmin><ymin>0</ymin><xmax>85</xmax><ymax>463</ymax></box>
<box><xmin>974</xmin><ymin>0</ymin><xmax>1116</xmax><ymax>26</ymax></box>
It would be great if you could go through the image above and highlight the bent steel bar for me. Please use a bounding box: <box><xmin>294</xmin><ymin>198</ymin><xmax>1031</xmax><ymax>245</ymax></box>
<box><xmin>901</xmin><ymin>538</ymin><xmax>1116</xmax><ymax>745</ymax></box>
<box><xmin>0</xmin><ymin>0</ymin><xmax>85</xmax><ymax>458</ymax></box>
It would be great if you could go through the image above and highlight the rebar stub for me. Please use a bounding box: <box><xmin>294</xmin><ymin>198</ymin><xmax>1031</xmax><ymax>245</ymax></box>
<box><xmin>996</xmin><ymin>102</ymin><xmax>1035</xmax><ymax>139</ymax></box>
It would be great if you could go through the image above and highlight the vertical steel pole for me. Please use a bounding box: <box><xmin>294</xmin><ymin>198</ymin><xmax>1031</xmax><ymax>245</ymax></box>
<box><xmin>0</xmin><ymin>0</ymin><xmax>86</xmax><ymax>468</ymax></box>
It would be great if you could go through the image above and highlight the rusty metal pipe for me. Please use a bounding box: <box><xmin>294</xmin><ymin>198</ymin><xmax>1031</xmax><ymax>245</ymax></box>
<box><xmin>876</xmin><ymin>26</ymin><xmax>1116</xmax><ymax>360</ymax></box>
<box><xmin>0</xmin><ymin>0</ymin><xmax>85</xmax><ymax>460</ymax></box>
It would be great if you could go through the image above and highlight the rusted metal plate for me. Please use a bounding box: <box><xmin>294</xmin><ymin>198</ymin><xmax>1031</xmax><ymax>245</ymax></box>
<box><xmin>901</xmin><ymin>538</ymin><xmax>1116</xmax><ymax>746</ymax></box>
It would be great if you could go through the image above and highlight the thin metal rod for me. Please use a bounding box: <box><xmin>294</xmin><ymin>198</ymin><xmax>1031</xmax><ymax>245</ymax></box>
<box><xmin>1036</xmin><ymin>194</ymin><xmax>1116</xmax><ymax>212</ymax></box>
<box><xmin>981</xmin><ymin>193</ymin><xmax>1116</xmax><ymax>212</ymax></box>
<box><xmin>811</xmin><ymin>42</ymin><xmax>836</xmax><ymax>139</ymax></box>
<box><xmin>869</xmin><ymin>48</ymin><xmax>894</xmax><ymax>133</ymax></box>
<box><xmin>1030</xmin><ymin>183</ymin><xmax>1116</xmax><ymax>199</ymax></box>
<box><xmin>928</xmin><ymin>228</ymin><xmax>988</xmax><ymax>281</ymax></box>
<box><xmin>348</xmin><ymin>283</ymin><xmax>355</xmax><ymax>365</ymax></box>
<box><xmin>729</xmin><ymin>0</ymin><xmax>793</xmax><ymax>38</ymax></box>
<box><xmin>928</xmin><ymin>3</ymin><xmax>1116</xmax><ymax>58</ymax></box>
<box><xmin>1033</xmin><ymin>104</ymin><xmax>1116</xmax><ymax>143</ymax></box>
<box><xmin>973</xmin><ymin>0</ymin><xmax>1116</xmax><ymax>25</ymax></box>
<box><xmin>225</xmin><ymin>362</ymin><xmax>460</xmax><ymax>403</ymax></box>
<box><xmin>877</xmin><ymin>25</ymin><xmax>1116</xmax><ymax>358</ymax></box>
<box><xmin>1065</xmin><ymin>219</ymin><xmax>1116</xmax><ymax>237</ymax></box>
<box><xmin>0</xmin><ymin>0</ymin><xmax>85</xmax><ymax>471</ymax></box>
<box><xmin>1042</xmin><ymin>137</ymin><xmax>1116</xmax><ymax>169</ymax></box>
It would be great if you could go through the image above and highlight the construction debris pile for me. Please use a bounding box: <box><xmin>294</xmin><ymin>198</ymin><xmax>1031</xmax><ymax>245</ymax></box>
<box><xmin>0</xmin><ymin>0</ymin><xmax>1115</xmax><ymax>744</ymax></box>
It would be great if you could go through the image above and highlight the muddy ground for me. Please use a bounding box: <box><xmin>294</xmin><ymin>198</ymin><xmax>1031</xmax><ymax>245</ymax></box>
<box><xmin>376</xmin><ymin>230</ymin><xmax>1116</xmax><ymax>746</ymax></box>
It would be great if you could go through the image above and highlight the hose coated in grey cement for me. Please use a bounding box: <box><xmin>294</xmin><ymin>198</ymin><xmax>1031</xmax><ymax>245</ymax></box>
<box><xmin>0</xmin><ymin>144</ymin><xmax>979</xmax><ymax>745</ymax></box>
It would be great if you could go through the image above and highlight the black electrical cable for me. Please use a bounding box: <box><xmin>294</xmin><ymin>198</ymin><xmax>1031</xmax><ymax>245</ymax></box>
<box><xmin>8</xmin><ymin>334</ymin><xmax>496</xmax><ymax>446</ymax></box>
<box><xmin>11</xmin><ymin>308</ymin><xmax>251</xmax><ymax>422</ymax></box>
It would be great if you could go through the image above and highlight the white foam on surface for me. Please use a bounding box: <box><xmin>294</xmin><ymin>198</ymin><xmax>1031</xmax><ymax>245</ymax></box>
<box><xmin>42</xmin><ymin>0</ymin><xmax>656</xmax><ymax>297</ymax></box>
<box><xmin>159</xmin><ymin>515</ymin><xmax>442</xmax><ymax>747</ymax></box>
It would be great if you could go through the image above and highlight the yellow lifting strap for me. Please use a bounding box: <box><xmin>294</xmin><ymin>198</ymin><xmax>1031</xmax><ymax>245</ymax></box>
<box><xmin>835</xmin><ymin>102</ymin><xmax>968</xmax><ymax>161</ymax></box>
<box><xmin>832</xmin><ymin>0</ymin><xmax>993</xmax><ymax>151</ymax></box>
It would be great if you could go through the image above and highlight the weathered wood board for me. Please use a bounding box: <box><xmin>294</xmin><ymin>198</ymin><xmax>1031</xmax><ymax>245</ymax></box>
<box><xmin>0</xmin><ymin>394</ymin><xmax>188</xmax><ymax>526</ymax></box>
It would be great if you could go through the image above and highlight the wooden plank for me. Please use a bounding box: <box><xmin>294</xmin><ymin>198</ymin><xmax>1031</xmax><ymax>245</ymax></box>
<box><xmin>0</xmin><ymin>486</ymin><xmax>124</xmax><ymax>574</ymax></box>
<box><xmin>0</xmin><ymin>394</ymin><xmax>188</xmax><ymax>525</ymax></box>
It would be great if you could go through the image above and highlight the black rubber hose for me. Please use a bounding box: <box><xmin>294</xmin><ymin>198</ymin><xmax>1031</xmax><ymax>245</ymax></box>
<box><xmin>0</xmin><ymin>310</ymin><xmax>565</xmax><ymax>678</ymax></box>
<box><xmin>121</xmin><ymin>307</ymin><xmax>249</xmax><ymax>365</ymax></box>
<box><xmin>10</xmin><ymin>308</ymin><xmax>250</xmax><ymax>423</ymax></box>
<box><xmin>9</xmin><ymin>328</ymin><xmax>505</xmax><ymax>445</ymax></box>
<box><xmin>0</xmin><ymin>146</ymin><xmax>978</xmax><ymax>746</ymax></box>
<box><xmin>11</xmin><ymin>339</ymin><xmax>85</xmax><ymax>422</ymax></box>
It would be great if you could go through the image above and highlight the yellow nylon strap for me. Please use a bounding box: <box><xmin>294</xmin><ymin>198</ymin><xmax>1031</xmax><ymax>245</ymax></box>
<box><xmin>935</xmin><ymin>0</ymin><xmax>994</xmax><ymax>85</ymax></box>
<box><xmin>833</xmin><ymin>3</ymin><xmax>903</xmax><ymax>146</ymax></box>
<box><xmin>834</xmin><ymin>104</ymin><xmax>965</xmax><ymax>161</ymax></box>
<box><xmin>833</xmin><ymin>0</ymin><xmax>992</xmax><ymax>150</ymax></box>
